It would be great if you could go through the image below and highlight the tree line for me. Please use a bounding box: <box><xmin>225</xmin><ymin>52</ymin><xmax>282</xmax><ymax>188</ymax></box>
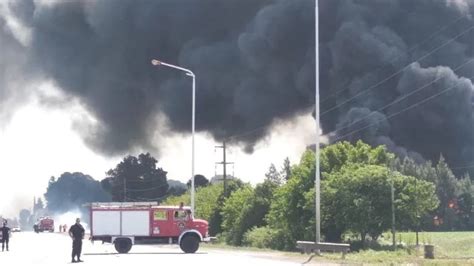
<box><xmin>17</xmin><ymin>141</ymin><xmax>473</xmax><ymax>251</ymax></box>
<box><xmin>17</xmin><ymin>153</ymin><xmax>188</xmax><ymax>229</ymax></box>
<box><xmin>165</xmin><ymin>141</ymin><xmax>473</xmax><ymax>250</ymax></box>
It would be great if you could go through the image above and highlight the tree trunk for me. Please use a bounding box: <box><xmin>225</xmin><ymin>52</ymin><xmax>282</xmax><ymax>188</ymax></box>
<box><xmin>361</xmin><ymin>232</ymin><xmax>367</xmax><ymax>248</ymax></box>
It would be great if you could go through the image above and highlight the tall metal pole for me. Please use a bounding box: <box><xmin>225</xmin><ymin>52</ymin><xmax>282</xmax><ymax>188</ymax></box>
<box><xmin>315</xmin><ymin>0</ymin><xmax>321</xmax><ymax>245</ymax></box>
<box><xmin>191</xmin><ymin>73</ymin><xmax>196</xmax><ymax>215</ymax></box>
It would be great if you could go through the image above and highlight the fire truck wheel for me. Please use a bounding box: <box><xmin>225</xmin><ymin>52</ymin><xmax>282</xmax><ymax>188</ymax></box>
<box><xmin>114</xmin><ymin>238</ymin><xmax>132</xmax><ymax>254</ymax></box>
<box><xmin>180</xmin><ymin>235</ymin><xmax>200</xmax><ymax>253</ymax></box>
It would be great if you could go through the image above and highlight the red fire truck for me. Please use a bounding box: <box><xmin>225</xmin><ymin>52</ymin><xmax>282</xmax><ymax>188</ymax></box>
<box><xmin>89</xmin><ymin>202</ymin><xmax>212</xmax><ymax>254</ymax></box>
<box><xmin>34</xmin><ymin>217</ymin><xmax>55</xmax><ymax>233</ymax></box>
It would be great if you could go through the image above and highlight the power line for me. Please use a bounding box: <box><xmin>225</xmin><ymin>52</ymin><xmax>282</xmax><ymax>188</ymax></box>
<box><xmin>450</xmin><ymin>164</ymin><xmax>474</xmax><ymax>170</ymax></box>
<box><xmin>321</xmin><ymin>24</ymin><xmax>474</xmax><ymax>117</ymax></box>
<box><xmin>223</xmin><ymin>16</ymin><xmax>472</xmax><ymax>143</ymax></box>
<box><xmin>333</xmin><ymin>75</ymin><xmax>474</xmax><ymax>142</ymax></box>
<box><xmin>125</xmin><ymin>183</ymin><xmax>169</xmax><ymax>192</ymax></box>
<box><xmin>108</xmin><ymin>179</ymin><xmax>137</xmax><ymax>185</ymax></box>
<box><xmin>225</xmin><ymin>122</ymin><xmax>274</xmax><ymax>141</ymax></box>
<box><xmin>125</xmin><ymin>195</ymin><xmax>169</xmax><ymax>201</ymax></box>
<box><xmin>320</xmin><ymin>14</ymin><xmax>469</xmax><ymax>104</ymax></box>
<box><xmin>333</xmin><ymin>59</ymin><xmax>474</xmax><ymax>135</ymax></box>
<box><xmin>111</xmin><ymin>177</ymin><xmax>165</xmax><ymax>186</ymax></box>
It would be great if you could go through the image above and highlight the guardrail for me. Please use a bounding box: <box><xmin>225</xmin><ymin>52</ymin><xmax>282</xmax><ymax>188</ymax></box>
<box><xmin>296</xmin><ymin>241</ymin><xmax>350</xmax><ymax>259</ymax></box>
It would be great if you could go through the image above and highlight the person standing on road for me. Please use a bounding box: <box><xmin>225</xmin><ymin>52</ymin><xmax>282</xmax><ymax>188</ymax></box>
<box><xmin>1</xmin><ymin>220</ymin><xmax>11</xmax><ymax>251</ymax></box>
<box><xmin>68</xmin><ymin>218</ymin><xmax>85</xmax><ymax>263</ymax></box>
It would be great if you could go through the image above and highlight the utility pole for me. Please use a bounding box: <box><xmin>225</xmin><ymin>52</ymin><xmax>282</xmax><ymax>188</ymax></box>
<box><xmin>215</xmin><ymin>141</ymin><xmax>234</xmax><ymax>195</ymax></box>
<box><xmin>415</xmin><ymin>178</ymin><xmax>419</xmax><ymax>246</ymax></box>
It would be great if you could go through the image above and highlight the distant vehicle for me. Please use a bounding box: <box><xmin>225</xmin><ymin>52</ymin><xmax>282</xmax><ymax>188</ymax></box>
<box><xmin>11</xmin><ymin>227</ymin><xmax>21</xmax><ymax>232</ymax></box>
<box><xmin>34</xmin><ymin>217</ymin><xmax>54</xmax><ymax>233</ymax></box>
<box><xmin>89</xmin><ymin>202</ymin><xmax>214</xmax><ymax>254</ymax></box>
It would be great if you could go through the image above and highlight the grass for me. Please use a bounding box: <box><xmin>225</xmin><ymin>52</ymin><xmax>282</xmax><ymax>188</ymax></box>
<box><xmin>321</xmin><ymin>231</ymin><xmax>474</xmax><ymax>265</ymax></box>
<box><xmin>411</xmin><ymin>231</ymin><xmax>474</xmax><ymax>259</ymax></box>
<box><xmin>203</xmin><ymin>231</ymin><xmax>474</xmax><ymax>265</ymax></box>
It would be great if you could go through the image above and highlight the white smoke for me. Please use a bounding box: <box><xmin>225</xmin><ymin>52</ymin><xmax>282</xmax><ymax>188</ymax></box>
<box><xmin>54</xmin><ymin>210</ymin><xmax>89</xmax><ymax>231</ymax></box>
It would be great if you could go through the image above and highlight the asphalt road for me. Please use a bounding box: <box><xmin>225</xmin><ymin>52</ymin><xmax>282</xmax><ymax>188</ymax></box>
<box><xmin>0</xmin><ymin>232</ymin><xmax>322</xmax><ymax>266</ymax></box>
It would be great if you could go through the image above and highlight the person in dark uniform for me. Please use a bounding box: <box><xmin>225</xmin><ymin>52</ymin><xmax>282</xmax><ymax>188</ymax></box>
<box><xmin>68</xmin><ymin>218</ymin><xmax>85</xmax><ymax>263</ymax></box>
<box><xmin>1</xmin><ymin>220</ymin><xmax>11</xmax><ymax>251</ymax></box>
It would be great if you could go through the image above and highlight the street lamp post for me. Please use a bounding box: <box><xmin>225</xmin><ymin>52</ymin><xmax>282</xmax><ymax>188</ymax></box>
<box><xmin>151</xmin><ymin>59</ymin><xmax>196</xmax><ymax>214</ymax></box>
<box><xmin>315</xmin><ymin>0</ymin><xmax>321</xmax><ymax>245</ymax></box>
<box><xmin>297</xmin><ymin>1</ymin><xmax>348</xmax><ymax>255</ymax></box>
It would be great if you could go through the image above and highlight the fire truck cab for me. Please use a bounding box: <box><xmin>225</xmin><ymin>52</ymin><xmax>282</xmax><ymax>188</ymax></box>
<box><xmin>89</xmin><ymin>202</ymin><xmax>211</xmax><ymax>254</ymax></box>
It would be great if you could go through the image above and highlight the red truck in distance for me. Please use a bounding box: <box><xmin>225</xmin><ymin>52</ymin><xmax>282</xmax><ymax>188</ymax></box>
<box><xmin>34</xmin><ymin>217</ymin><xmax>55</xmax><ymax>233</ymax></box>
<box><xmin>89</xmin><ymin>202</ymin><xmax>213</xmax><ymax>254</ymax></box>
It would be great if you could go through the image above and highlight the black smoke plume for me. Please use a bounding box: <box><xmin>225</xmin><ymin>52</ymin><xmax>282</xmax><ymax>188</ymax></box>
<box><xmin>1</xmin><ymin>0</ymin><xmax>474</xmax><ymax>175</ymax></box>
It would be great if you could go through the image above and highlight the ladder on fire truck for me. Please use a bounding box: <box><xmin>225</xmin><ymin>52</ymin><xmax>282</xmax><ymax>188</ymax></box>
<box><xmin>89</xmin><ymin>202</ymin><xmax>159</xmax><ymax>208</ymax></box>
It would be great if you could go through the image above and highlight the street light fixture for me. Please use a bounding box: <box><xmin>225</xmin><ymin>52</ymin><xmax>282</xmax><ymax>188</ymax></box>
<box><xmin>151</xmin><ymin>59</ymin><xmax>196</xmax><ymax>214</ymax></box>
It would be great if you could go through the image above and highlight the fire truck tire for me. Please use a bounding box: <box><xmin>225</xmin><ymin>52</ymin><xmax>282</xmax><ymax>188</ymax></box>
<box><xmin>180</xmin><ymin>235</ymin><xmax>199</xmax><ymax>253</ymax></box>
<box><xmin>114</xmin><ymin>238</ymin><xmax>132</xmax><ymax>254</ymax></box>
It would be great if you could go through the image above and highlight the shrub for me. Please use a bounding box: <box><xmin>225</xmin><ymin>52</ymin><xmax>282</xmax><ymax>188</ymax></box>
<box><xmin>243</xmin><ymin>226</ymin><xmax>286</xmax><ymax>250</ymax></box>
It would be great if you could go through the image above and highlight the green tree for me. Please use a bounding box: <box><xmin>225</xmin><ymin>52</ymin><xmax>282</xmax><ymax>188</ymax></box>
<box><xmin>102</xmin><ymin>153</ymin><xmax>168</xmax><ymax>202</ymax></box>
<box><xmin>19</xmin><ymin>209</ymin><xmax>32</xmax><ymax>230</ymax></box>
<box><xmin>315</xmin><ymin>165</ymin><xmax>438</xmax><ymax>243</ymax></box>
<box><xmin>394</xmin><ymin>157</ymin><xmax>438</xmax><ymax>184</ymax></box>
<box><xmin>281</xmin><ymin>157</ymin><xmax>292</xmax><ymax>181</ymax></box>
<box><xmin>33</xmin><ymin>198</ymin><xmax>44</xmax><ymax>214</ymax></box>
<box><xmin>167</xmin><ymin>179</ymin><xmax>187</xmax><ymax>197</ymax></box>
<box><xmin>163</xmin><ymin>181</ymin><xmax>246</xmax><ymax>236</ymax></box>
<box><xmin>266</xmin><ymin>150</ymin><xmax>315</xmax><ymax>250</ymax></box>
<box><xmin>434</xmin><ymin>155</ymin><xmax>459</xmax><ymax>229</ymax></box>
<box><xmin>45</xmin><ymin>172</ymin><xmax>110</xmax><ymax>213</ymax></box>
<box><xmin>164</xmin><ymin>184</ymin><xmax>223</xmax><ymax>222</ymax></box>
<box><xmin>454</xmin><ymin>175</ymin><xmax>474</xmax><ymax>230</ymax></box>
<box><xmin>221</xmin><ymin>185</ymin><xmax>254</xmax><ymax>245</ymax></box>
<box><xmin>265</xmin><ymin>163</ymin><xmax>282</xmax><ymax>185</ymax></box>
<box><xmin>266</xmin><ymin>141</ymin><xmax>438</xmax><ymax>249</ymax></box>
<box><xmin>186</xmin><ymin>174</ymin><xmax>209</xmax><ymax>188</ymax></box>
<box><xmin>266</xmin><ymin>141</ymin><xmax>396</xmax><ymax>249</ymax></box>
<box><xmin>320</xmin><ymin>141</ymin><xmax>394</xmax><ymax>175</ymax></box>
<box><xmin>221</xmin><ymin>180</ymin><xmax>278</xmax><ymax>246</ymax></box>
<box><xmin>208</xmin><ymin>180</ymin><xmax>244</xmax><ymax>235</ymax></box>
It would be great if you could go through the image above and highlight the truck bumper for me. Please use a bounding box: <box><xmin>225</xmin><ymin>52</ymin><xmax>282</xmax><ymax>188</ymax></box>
<box><xmin>202</xmin><ymin>237</ymin><xmax>218</xmax><ymax>242</ymax></box>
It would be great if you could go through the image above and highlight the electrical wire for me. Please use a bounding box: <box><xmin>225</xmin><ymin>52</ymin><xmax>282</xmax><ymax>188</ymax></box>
<box><xmin>320</xmin><ymin>14</ymin><xmax>469</xmax><ymax>104</ymax></box>
<box><xmin>321</xmin><ymin>24</ymin><xmax>474</xmax><ymax>117</ymax></box>
<box><xmin>224</xmin><ymin>19</ymin><xmax>474</xmax><ymax>142</ymax></box>
<box><xmin>333</xmin><ymin>75</ymin><xmax>474</xmax><ymax>142</ymax></box>
<box><xmin>333</xmin><ymin>59</ymin><xmax>474</xmax><ymax>135</ymax></box>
